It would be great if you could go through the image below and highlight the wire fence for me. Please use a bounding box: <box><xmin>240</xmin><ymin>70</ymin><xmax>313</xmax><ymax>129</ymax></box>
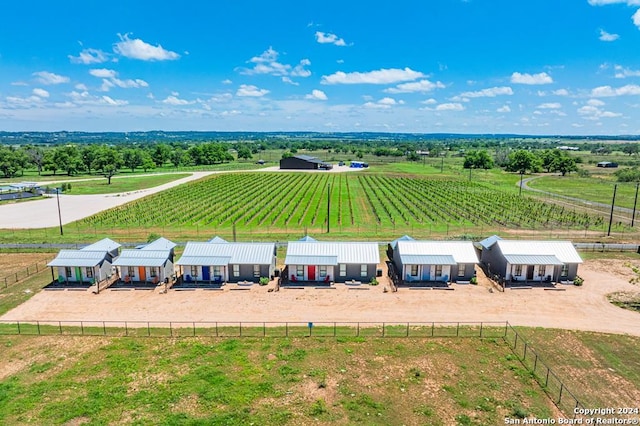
<box><xmin>0</xmin><ymin>319</ymin><xmax>587</xmax><ymax>417</ymax></box>
<box><xmin>504</xmin><ymin>323</ymin><xmax>583</xmax><ymax>418</ymax></box>
<box><xmin>1</xmin><ymin>258</ymin><xmax>53</xmax><ymax>289</ymax></box>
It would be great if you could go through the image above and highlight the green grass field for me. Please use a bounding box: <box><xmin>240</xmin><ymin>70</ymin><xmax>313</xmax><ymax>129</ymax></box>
<box><xmin>528</xmin><ymin>176</ymin><xmax>639</xmax><ymax>210</ymax></box>
<box><xmin>57</xmin><ymin>173</ymin><xmax>192</xmax><ymax>195</ymax></box>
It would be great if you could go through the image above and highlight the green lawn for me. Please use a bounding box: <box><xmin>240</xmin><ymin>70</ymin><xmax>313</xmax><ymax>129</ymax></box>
<box><xmin>528</xmin><ymin>176</ymin><xmax>639</xmax><ymax>210</ymax></box>
<box><xmin>57</xmin><ymin>173</ymin><xmax>192</xmax><ymax>195</ymax></box>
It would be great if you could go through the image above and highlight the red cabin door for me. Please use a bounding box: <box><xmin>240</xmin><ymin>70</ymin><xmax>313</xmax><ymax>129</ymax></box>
<box><xmin>308</xmin><ymin>265</ymin><xmax>316</xmax><ymax>281</ymax></box>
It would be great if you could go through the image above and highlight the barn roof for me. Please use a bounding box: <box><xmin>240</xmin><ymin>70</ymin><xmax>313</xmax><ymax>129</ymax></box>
<box><xmin>285</xmin><ymin>241</ymin><xmax>379</xmax><ymax>265</ymax></box>
<box><xmin>396</xmin><ymin>241</ymin><xmax>479</xmax><ymax>264</ymax></box>
<box><xmin>389</xmin><ymin>235</ymin><xmax>415</xmax><ymax>249</ymax></box>
<box><xmin>139</xmin><ymin>237</ymin><xmax>176</xmax><ymax>251</ymax></box>
<box><xmin>496</xmin><ymin>240</ymin><xmax>583</xmax><ymax>264</ymax></box>
<box><xmin>503</xmin><ymin>254</ymin><xmax>564</xmax><ymax>266</ymax></box>
<box><xmin>477</xmin><ymin>235</ymin><xmax>502</xmax><ymax>249</ymax></box>
<box><xmin>112</xmin><ymin>250</ymin><xmax>171</xmax><ymax>267</ymax></box>
<box><xmin>47</xmin><ymin>250</ymin><xmax>108</xmax><ymax>267</ymax></box>
<box><xmin>80</xmin><ymin>238</ymin><xmax>121</xmax><ymax>253</ymax></box>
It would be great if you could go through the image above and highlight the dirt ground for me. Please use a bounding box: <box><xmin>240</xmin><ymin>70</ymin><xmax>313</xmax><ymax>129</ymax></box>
<box><xmin>2</xmin><ymin>259</ymin><xmax>639</xmax><ymax>337</ymax></box>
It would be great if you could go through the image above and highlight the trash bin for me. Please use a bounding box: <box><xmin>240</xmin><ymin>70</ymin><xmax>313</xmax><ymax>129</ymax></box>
<box><xmin>274</xmin><ymin>268</ymin><xmax>280</xmax><ymax>278</ymax></box>
<box><xmin>376</xmin><ymin>269</ymin><xmax>383</xmax><ymax>277</ymax></box>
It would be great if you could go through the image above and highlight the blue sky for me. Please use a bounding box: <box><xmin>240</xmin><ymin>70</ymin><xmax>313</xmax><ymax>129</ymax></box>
<box><xmin>3</xmin><ymin>0</ymin><xmax>640</xmax><ymax>134</ymax></box>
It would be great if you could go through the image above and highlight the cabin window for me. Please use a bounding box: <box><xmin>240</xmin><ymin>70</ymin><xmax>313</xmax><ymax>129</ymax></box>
<box><xmin>150</xmin><ymin>267</ymin><xmax>158</xmax><ymax>277</ymax></box>
<box><xmin>296</xmin><ymin>265</ymin><xmax>304</xmax><ymax>278</ymax></box>
<box><xmin>85</xmin><ymin>268</ymin><xmax>93</xmax><ymax>278</ymax></box>
<box><xmin>458</xmin><ymin>265</ymin><xmax>465</xmax><ymax>277</ymax></box>
<box><xmin>213</xmin><ymin>266</ymin><xmax>222</xmax><ymax>276</ymax></box>
<box><xmin>360</xmin><ymin>265</ymin><xmax>368</xmax><ymax>277</ymax></box>
<box><xmin>538</xmin><ymin>265</ymin><xmax>546</xmax><ymax>277</ymax></box>
<box><xmin>319</xmin><ymin>265</ymin><xmax>327</xmax><ymax>277</ymax></box>
<box><xmin>190</xmin><ymin>266</ymin><xmax>198</xmax><ymax>278</ymax></box>
<box><xmin>435</xmin><ymin>265</ymin><xmax>443</xmax><ymax>278</ymax></box>
<box><xmin>253</xmin><ymin>265</ymin><xmax>260</xmax><ymax>278</ymax></box>
<box><xmin>410</xmin><ymin>265</ymin><xmax>418</xmax><ymax>277</ymax></box>
<box><xmin>128</xmin><ymin>266</ymin><xmax>136</xmax><ymax>278</ymax></box>
<box><xmin>65</xmin><ymin>267</ymin><xmax>72</xmax><ymax>278</ymax></box>
<box><xmin>514</xmin><ymin>265</ymin><xmax>522</xmax><ymax>276</ymax></box>
<box><xmin>560</xmin><ymin>264</ymin><xmax>568</xmax><ymax>277</ymax></box>
<box><xmin>339</xmin><ymin>264</ymin><xmax>346</xmax><ymax>276</ymax></box>
<box><xmin>233</xmin><ymin>265</ymin><xmax>240</xmax><ymax>277</ymax></box>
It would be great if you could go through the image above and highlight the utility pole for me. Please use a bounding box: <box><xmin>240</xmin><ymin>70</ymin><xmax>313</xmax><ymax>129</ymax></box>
<box><xmin>632</xmin><ymin>183</ymin><xmax>639</xmax><ymax>228</ymax></box>
<box><xmin>519</xmin><ymin>172</ymin><xmax>524</xmax><ymax>196</ymax></box>
<box><xmin>56</xmin><ymin>187</ymin><xmax>63</xmax><ymax>236</ymax></box>
<box><xmin>607</xmin><ymin>184</ymin><xmax>617</xmax><ymax>236</ymax></box>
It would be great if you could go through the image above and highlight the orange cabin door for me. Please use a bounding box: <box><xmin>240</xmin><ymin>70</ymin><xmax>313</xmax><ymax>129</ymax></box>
<box><xmin>138</xmin><ymin>266</ymin><xmax>146</xmax><ymax>281</ymax></box>
<box><xmin>308</xmin><ymin>265</ymin><xmax>316</xmax><ymax>281</ymax></box>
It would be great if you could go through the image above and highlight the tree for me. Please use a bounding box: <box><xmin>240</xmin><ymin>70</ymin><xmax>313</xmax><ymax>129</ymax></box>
<box><xmin>141</xmin><ymin>151</ymin><xmax>156</xmax><ymax>172</ymax></box>
<box><xmin>505</xmin><ymin>150</ymin><xmax>541</xmax><ymax>174</ymax></box>
<box><xmin>43</xmin><ymin>151</ymin><xmax>58</xmax><ymax>175</ymax></box>
<box><xmin>151</xmin><ymin>144</ymin><xmax>172</xmax><ymax>167</ymax></box>
<box><xmin>237</xmin><ymin>146</ymin><xmax>253</xmax><ymax>160</ymax></box>
<box><xmin>170</xmin><ymin>149</ymin><xmax>187</xmax><ymax>168</ymax></box>
<box><xmin>80</xmin><ymin>145</ymin><xmax>99</xmax><ymax>175</ymax></box>
<box><xmin>614</xmin><ymin>167</ymin><xmax>640</xmax><ymax>183</ymax></box>
<box><xmin>23</xmin><ymin>145</ymin><xmax>45</xmax><ymax>175</ymax></box>
<box><xmin>539</xmin><ymin>149</ymin><xmax>556</xmax><ymax>173</ymax></box>
<box><xmin>463</xmin><ymin>150</ymin><xmax>494</xmax><ymax>170</ymax></box>
<box><xmin>52</xmin><ymin>145</ymin><xmax>82</xmax><ymax>176</ymax></box>
<box><xmin>122</xmin><ymin>148</ymin><xmax>144</xmax><ymax>172</ymax></box>
<box><xmin>93</xmin><ymin>146</ymin><xmax>123</xmax><ymax>184</ymax></box>
<box><xmin>550</xmin><ymin>152</ymin><xmax>578</xmax><ymax>176</ymax></box>
<box><xmin>0</xmin><ymin>147</ymin><xmax>29</xmax><ymax>178</ymax></box>
<box><xmin>622</xmin><ymin>144</ymin><xmax>639</xmax><ymax>156</ymax></box>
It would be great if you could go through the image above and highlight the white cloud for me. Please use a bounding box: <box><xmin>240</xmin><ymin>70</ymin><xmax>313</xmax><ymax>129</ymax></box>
<box><xmin>5</xmin><ymin>95</ymin><xmax>45</xmax><ymax>108</ymax></box>
<box><xmin>321</xmin><ymin>67</ymin><xmax>425</xmax><ymax>85</ymax></box>
<box><xmin>33</xmin><ymin>71</ymin><xmax>70</xmax><ymax>85</ymax></box>
<box><xmin>510</xmin><ymin>72</ymin><xmax>553</xmax><ymax>85</ymax></box>
<box><xmin>69</xmin><ymin>48</ymin><xmax>109</xmax><ymax>64</ymax></box>
<box><xmin>613</xmin><ymin>64</ymin><xmax>640</xmax><ymax>78</ymax></box>
<box><xmin>553</xmin><ymin>89</ymin><xmax>569</xmax><ymax>96</ymax></box>
<box><xmin>537</xmin><ymin>102</ymin><xmax>562</xmax><ymax>109</ymax></box>
<box><xmin>455</xmin><ymin>86</ymin><xmax>513</xmax><ymax>99</ymax></box>
<box><xmin>113</xmin><ymin>33</ymin><xmax>180</xmax><ymax>61</ymax></box>
<box><xmin>305</xmin><ymin>89</ymin><xmax>328</xmax><ymax>101</ymax></box>
<box><xmin>236</xmin><ymin>84</ymin><xmax>269</xmax><ymax>97</ymax></box>
<box><xmin>89</xmin><ymin>68</ymin><xmax>117</xmax><ymax>78</ymax></box>
<box><xmin>101</xmin><ymin>95</ymin><xmax>128</xmax><ymax>106</ymax></box>
<box><xmin>282</xmin><ymin>77</ymin><xmax>298</xmax><ymax>85</ymax></box>
<box><xmin>384</xmin><ymin>79</ymin><xmax>445</xmax><ymax>94</ymax></box>
<box><xmin>32</xmin><ymin>88</ymin><xmax>50</xmax><ymax>98</ymax></box>
<box><xmin>599</xmin><ymin>29</ymin><xmax>620</xmax><ymax>42</ymax></box>
<box><xmin>587</xmin><ymin>99</ymin><xmax>605</xmax><ymax>106</ymax></box>
<box><xmin>578</xmin><ymin>104</ymin><xmax>621</xmax><ymax>120</ymax></box>
<box><xmin>591</xmin><ymin>84</ymin><xmax>640</xmax><ymax>96</ymax></box>
<box><xmin>634</xmin><ymin>9</ymin><xmax>640</xmax><ymax>28</ymax></box>
<box><xmin>162</xmin><ymin>95</ymin><xmax>193</xmax><ymax>105</ymax></box>
<box><xmin>240</xmin><ymin>47</ymin><xmax>311</xmax><ymax>80</ymax></box>
<box><xmin>291</xmin><ymin>59</ymin><xmax>311</xmax><ymax>77</ymax></box>
<box><xmin>63</xmin><ymin>90</ymin><xmax>128</xmax><ymax>107</ymax></box>
<box><xmin>315</xmin><ymin>31</ymin><xmax>348</xmax><ymax>46</ymax></box>
<box><xmin>497</xmin><ymin>105</ymin><xmax>511</xmax><ymax>113</ymax></box>
<box><xmin>436</xmin><ymin>103</ymin><xmax>465</xmax><ymax>111</ymax></box>
<box><xmin>587</xmin><ymin>0</ymin><xmax>640</xmax><ymax>5</ymax></box>
<box><xmin>75</xmin><ymin>83</ymin><xmax>88</xmax><ymax>91</ymax></box>
<box><xmin>378</xmin><ymin>97</ymin><xmax>398</xmax><ymax>105</ymax></box>
<box><xmin>222</xmin><ymin>79</ymin><xmax>233</xmax><ymax>85</ymax></box>
<box><xmin>421</xmin><ymin>98</ymin><xmax>437</xmax><ymax>105</ymax></box>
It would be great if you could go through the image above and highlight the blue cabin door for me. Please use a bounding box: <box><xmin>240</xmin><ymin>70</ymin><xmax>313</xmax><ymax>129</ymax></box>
<box><xmin>202</xmin><ymin>266</ymin><xmax>211</xmax><ymax>281</ymax></box>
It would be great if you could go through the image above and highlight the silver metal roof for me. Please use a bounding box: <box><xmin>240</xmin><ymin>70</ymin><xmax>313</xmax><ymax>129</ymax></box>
<box><xmin>284</xmin><ymin>255</ymin><xmax>338</xmax><ymax>266</ymax></box>
<box><xmin>285</xmin><ymin>241</ymin><xmax>380</xmax><ymax>265</ymax></box>
<box><xmin>389</xmin><ymin>235</ymin><xmax>415</xmax><ymax>249</ymax></box>
<box><xmin>503</xmin><ymin>254</ymin><xmax>564</xmax><ymax>266</ymax></box>
<box><xmin>176</xmin><ymin>242</ymin><xmax>275</xmax><ymax>265</ymax></box>
<box><xmin>478</xmin><ymin>235</ymin><xmax>502</xmax><ymax>249</ymax></box>
<box><xmin>496</xmin><ymin>240</ymin><xmax>583</xmax><ymax>264</ymax></box>
<box><xmin>209</xmin><ymin>236</ymin><xmax>228</xmax><ymax>243</ymax></box>
<box><xmin>81</xmin><ymin>238</ymin><xmax>121</xmax><ymax>252</ymax></box>
<box><xmin>399</xmin><ymin>254</ymin><xmax>457</xmax><ymax>265</ymax></box>
<box><xmin>176</xmin><ymin>256</ymin><xmax>231</xmax><ymax>266</ymax></box>
<box><xmin>47</xmin><ymin>250</ymin><xmax>108</xmax><ymax>267</ymax></box>
<box><xmin>112</xmin><ymin>250</ymin><xmax>171</xmax><ymax>267</ymax></box>
<box><xmin>396</xmin><ymin>241</ymin><xmax>479</xmax><ymax>264</ymax></box>
<box><xmin>140</xmin><ymin>237</ymin><xmax>176</xmax><ymax>251</ymax></box>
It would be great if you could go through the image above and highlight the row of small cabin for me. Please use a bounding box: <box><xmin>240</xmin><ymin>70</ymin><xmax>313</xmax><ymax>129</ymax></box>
<box><xmin>47</xmin><ymin>235</ymin><xmax>583</xmax><ymax>286</ymax></box>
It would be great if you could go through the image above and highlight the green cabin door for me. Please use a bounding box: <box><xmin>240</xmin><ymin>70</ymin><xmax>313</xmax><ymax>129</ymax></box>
<box><xmin>75</xmin><ymin>267</ymin><xmax>82</xmax><ymax>282</ymax></box>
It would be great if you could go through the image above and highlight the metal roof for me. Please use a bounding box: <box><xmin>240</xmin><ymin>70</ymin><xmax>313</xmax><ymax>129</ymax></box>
<box><xmin>399</xmin><ymin>254</ymin><xmax>457</xmax><ymax>265</ymax></box>
<box><xmin>294</xmin><ymin>154</ymin><xmax>324</xmax><ymax>164</ymax></box>
<box><xmin>496</xmin><ymin>240</ymin><xmax>583</xmax><ymax>264</ymax></box>
<box><xmin>285</xmin><ymin>241</ymin><xmax>380</xmax><ymax>265</ymax></box>
<box><xmin>209</xmin><ymin>236</ymin><xmax>228</xmax><ymax>243</ymax></box>
<box><xmin>396</xmin><ymin>241</ymin><xmax>479</xmax><ymax>264</ymax></box>
<box><xmin>176</xmin><ymin>242</ymin><xmax>275</xmax><ymax>265</ymax></box>
<box><xmin>140</xmin><ymin>237</ymin><xmax>176</xmax><ymax>251</ymax></box>
<box><xmin>176</xmin><ymin>256</ymin><xmax>231</xmax><ymax>266</ymax></box>
<box><xmin>80</xmin><ymin>238</ymin><xmax>121</xmax><ymax>252</ymax></box>
<box><xmin>477</xmin><ymin>235</ymin><xmax>502</xmax><ymax>249</ymax></box>
<box><xmin>112</xmin><ymin>250</ymin><xmax>171</xmax><ymax>267</ymax></box>
<box><xmin>47</xmin><ymin>250</ymin><xmax>108</xmax><ymax>267</ymax></box>
<box><xmin>298</xmin><ymin>235</ymin><xmax>317</xmax><ymax>242</ymax></box>
<box><xmin>284</xmin><ymin>255</ymin><xmax>338</xmax><ymax>266</ymax></box>
<box><xmin>503</xmin><ymin>254</ymin><xmax>564</xmax><ymax>266</ymax></box>
<box><xmin>389</xmin><ymin>235</ymin><xmax>415</xmax><ymax>249</ymax></box>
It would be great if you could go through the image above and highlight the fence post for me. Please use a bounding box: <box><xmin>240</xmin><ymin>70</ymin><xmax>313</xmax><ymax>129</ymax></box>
<box><xmin>457</xmin><ymin>322</ymin><xmax>460</xmax><ymax>337</ymax></box>
<box><xmin>406</xmin><ymin>322</ymin><xmax>409</xmax><ymax>337</ymax></box>
<box><xmin>545</xmin><ymin>368</ymin><xmax>550</xmax><ymax>387</ymax></box>
<box><xmin>558</xmin><ymin>383</ymin><xmax>564</xmax><ymax>405</ymax></box>
<box><xmin>263</xmin><ymin>322</ymin><xmax>266</xmax><ymax>337</ymax></box>
<box><xmin>523</xmin><ymin>342</ymin><xmax>527</xmax><ymax>361</ymax></box>
<box><xmin>357</xmin><ymin>322</ymin><xmax>360</xmax><ymax>337</ymax></box>
<box><xmin>125</xmin><ymin>322</ymin><xmax>128</xmax><ymax>336</ymax></box>
<box><xmin>17</xmin><ymin>321</ymin><xmax>20</xmax><ymax>335</ymax></box>
<box><xmin>480</xmin><ymin>322</ymin><xmax>483</xmax><ymax>338</ymax></box>
<box><xmin>285</xmin><ymin>322</ymin><xmax>288</xmax><ymax>337</ymax></box>
<box><xmin>103</xmin><ymin>321</ymin><xmax>106</xmax><ymax>336</ymax></box>
<box><xmin>170</xmin><ymin>322</ymin><xmax>173</xmax><ymax>337</ymax></box>
<box><xmin>382</xmin><ymin>322</ymin><xmax>386</xmax><ymax>337</ymax></box>
<box><xmin>59</xmin><ymin>321</ymin><xmax>62</xmax><ymax>334</ymax></box>
<box><xmin>333</xmin><ymin>322</ymin><xmax>336</xmax><ymax>337</ymax></box>
<box><xmin>81</xmin><ymin>321</ymin><xmax>84</xmax><ymax>336</ymax></box>
<box><xmin>431</xmin><ymin>322</ymin><xmax>435</xmax><ymax>337</ymax></box>
<box><xmin>37</xmin><ymin>321</ymin><xmax>40</xmax><ymax>335</ymax></box>
<box><xmin>193</xmin><ymin>322</ymin><xmax>196</xmax><ymax>337</ymax></box>
<box><xmin>239</xmin><ymin>322</ymin><xmax>242</xmax><ymax>337</ymax></box>
<box><xmin>533</xmin><ymin>353</ymin><xmax>538</xmax><ymax>373</ymax></box>
<box><xmin>147</xmin><ymin>322</ymin><xmax>150</xmax><ymax>337</ymax></box>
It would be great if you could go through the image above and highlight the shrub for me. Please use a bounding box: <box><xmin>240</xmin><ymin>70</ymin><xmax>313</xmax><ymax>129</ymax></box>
<box><xmin>370</xmin><ymin>277</ymin><xmax>379</xmax><ymax>286</ymax></box>
<box><xmin>574</xmin><ymin>276</ymin><xmax>584</xmax><ymax>286</ymax></box>
<box><xmin>470</xmin><ymin>276</ymin><xmax>478</xmax><ymax>285</ymax></box>
<box><xmin>259</xmin><ymin>277</ymin><xmax>269</xmax><ymax>285</ymax></box>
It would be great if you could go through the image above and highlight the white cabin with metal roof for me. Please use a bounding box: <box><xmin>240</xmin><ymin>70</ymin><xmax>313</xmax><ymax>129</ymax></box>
<box><xmin>176</xmin><ymin>239</ymin><xmax>276</xmax><ymax>283</ymax></box>
<box><xmin>389</xmin><ymin>239</ymin><xmax>478</xmax><ymax>284</ymax></box>
<box><xmin>479</xmin><ymin>238</ymin><xmax>583</xmax><ymax>283</ymax></box>
<box><xmin>112</xmin><ymin>238</ymin><xmax>175</xmax><ymax>284</ymax></box>
<box><xmin>284</xmin><ymin>239</ymin><xmax>380</xmax><ymax>283</ymax></box>
<box><xmin>47</xmin><ymin>248</ymin><xmax>116</xmax><ymax>285</ymax></box>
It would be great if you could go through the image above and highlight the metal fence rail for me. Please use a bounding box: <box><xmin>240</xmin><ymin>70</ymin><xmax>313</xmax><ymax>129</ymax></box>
<box><xmin>1</xmin><ymin>258</ymin><xmax>53</xmax><ymax>289</ymax></box>
<box><xmin>503</xmin><ymin>323</ymin><xmax>583</xmax><ymax>418</ymax></box>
